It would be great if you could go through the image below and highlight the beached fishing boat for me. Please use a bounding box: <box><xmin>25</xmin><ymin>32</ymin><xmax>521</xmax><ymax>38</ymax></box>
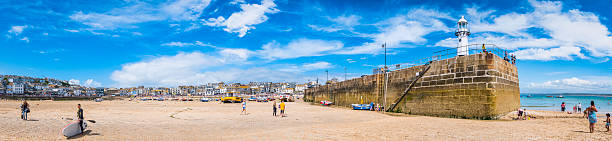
<box><xmin>201</xmin><ymin>97</ymin><xmax>211</xmax><ymax>102</ymax></box>
<box><xmin>351</xmin><ymin>104</ymin><xmax>371</xmax><ymax>110</ymax></box>
<box><xmin>320</xmin><ymin>101</ymin><xmax>333</xmax><ymax>106</ymax></box>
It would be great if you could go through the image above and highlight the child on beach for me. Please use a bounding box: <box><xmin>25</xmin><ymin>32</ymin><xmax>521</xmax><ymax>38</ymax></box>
<box><xmin>241</xmin><ymin>101</ymin><xmax>247</xmax><ymax>115</ymax></box>
<box><xmin>605</xmin><ymin>113</ymin><xmax>610</xmax><ymax>132</ymax></box>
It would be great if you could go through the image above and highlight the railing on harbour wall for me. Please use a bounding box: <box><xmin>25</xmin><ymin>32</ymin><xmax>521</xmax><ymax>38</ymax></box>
<box><xmin>387</xmin><ymin>44</ymin><xmax>514</xmax><ymax>71</ymax></box>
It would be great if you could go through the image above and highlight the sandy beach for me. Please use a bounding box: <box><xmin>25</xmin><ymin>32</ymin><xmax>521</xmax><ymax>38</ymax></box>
<box><xmin>1</xmin><ymin>99</ymin><xmax>611</xmax><ymax>141</ymax></box>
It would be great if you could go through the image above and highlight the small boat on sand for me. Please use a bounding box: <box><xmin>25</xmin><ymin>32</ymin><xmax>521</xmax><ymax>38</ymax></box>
<box><xmin>351</xmin><ymin>104</ymin><xmax>371</xmax><ymax>110</ymax></box>
<box><xmin>201</xmin><ymin>97</ymin><xmax>211</xmax><ymax>102</ymax></box>
<box><xmin>320</xmin><ymin>101</ymin><xmax>333</xmax><ymax>106</ymax></box>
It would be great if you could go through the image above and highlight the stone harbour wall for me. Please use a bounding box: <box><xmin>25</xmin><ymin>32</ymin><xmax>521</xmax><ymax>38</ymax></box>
<box><xmin>304</xmin><ymin>53</ymin><xmax>520</xmax><ymax>119</ymax></box>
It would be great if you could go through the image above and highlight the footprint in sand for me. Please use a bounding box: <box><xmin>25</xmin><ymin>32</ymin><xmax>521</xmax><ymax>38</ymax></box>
<box><xmin>169</xmin><ymin>107</ymin><xmax>192</xmax><ymax>119</ymax></box>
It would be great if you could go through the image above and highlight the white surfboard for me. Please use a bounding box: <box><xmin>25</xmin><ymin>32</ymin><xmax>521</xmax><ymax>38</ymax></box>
<box><xmin>62</xmin><ymin>121</ymin><xmax>87</xmax><ymax>137</ymax></box>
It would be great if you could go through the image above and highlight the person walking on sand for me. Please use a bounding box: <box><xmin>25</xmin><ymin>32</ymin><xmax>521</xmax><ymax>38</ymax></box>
<box><xmin>585</xmin><ymin>101</ymin><xmax>598</xmax><ymax>133</ymax></box>
<box><xmin>20</xmin><ymin>100</ymin><xmax>29</xmax><ymax>120</ymax></box>
<box><xmin>604</xmin><ymin>113</ymin><xmax>610</xmax><ymax>132</ymax></box>
<box><xmin>77</xmin><ymin>104</ymin><xmax>84</xmax><ymax>132</ymax></box>
<box><xmin>523</xmin><ymin>108</ymin><xmax>528</xmax><ymax>120</ymax></box>
<box><xmin>272</xmin><ymin>101</ymin><xmax>277</xmax><ymax>117</ymax></box>
<box><xmin>279</xmin><ymin>101</ymin><xmax>285</xmax><ymax>117</ymax></box>
<box><xmin>241</xmin><ymin>101</ymin><xmax>247</xmax><ymax>115</ymax></box>
<box><xmin>517</xmin><ymin>108</ymin><xmax>523</xmax><ymax>120</ymax></box>
<box><xmin>561</xmin><ymin>102</ymin><xmax>566</xmax><ymax>112</ymax></box>
<box><xmin>578</xmin><ymin>103</ymin><xmax>582</xmax><ymax>112</ymax></box>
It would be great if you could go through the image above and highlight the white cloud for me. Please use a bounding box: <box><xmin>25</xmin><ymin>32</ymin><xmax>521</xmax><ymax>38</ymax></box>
<box><xmin>302</xmin><ymin>61</ymin><xmax>333</xmax><ymax>70</ymax></box>
<box><xmin>110</xmin><ymin>51</ymin><xmax>227</xmax><ymax>87</ymax></box>
<box><xmin>20</xmin><ymin>37</ymin><xmax>30</xmax><ymax>43</ymax></box>
<box><xmin>68</xmin><ymin>79</ymin><xmax>102</xmax><ymax>87</ymax></box>
<box><xmin>84</xmin><ymin>79</ymin><xmax>102</xmax><ymax>87</ymax></box>
<box><xmin>162</xmin><ymin>0</ymin><xmax>210</xmax><ymax>21</ymax></box>
<box><xmin>338</xmin><ymin>8</ymin><xmax>452</xmax><ymax>54</ymax></box>
<box><xmin>110</xmin><ymin>51</ymin><xmax>316</xmax><ymax>87</ymax></box>
<box><xmin>256</xmin><ymin>38</ymin><xmax>343</xmax><ymax>60</ymax></box>
<box><xmin>309</xmin><ymin>15</ymin><xmax>361</xmax><ymax>32</ymax></box>
<box><xmin>161</xmin><ymin>41</ymin><xmax>194</xmax><ymax>47</ymax></box>
<box><xmin>513</xmin><ymin>46</ymin><xmax>586</xmax><ymax>61</ymax></box>
<box><xmin>70</xmin><ymin>0</ymin><xmax>211</xmax><ymax>30</ymax></box>
<box><xmin>436</xmin><ymin>0</ymin><xmax>612</xmax><ymax>61</ymax></box>
<box><xmin>69</xmin><ymin>79</ymin><xmax>80</xmax><ymax>85</ymax></box>
<box><xmin>346</xmin><ymin>59</ymin><xmax>356</xmax><ymax>63</ymax></box>
<box><xmin>8</xmin><ymin>25</ymin><xmax>28</xmax><ymax>36</ymax></box>
<box><xmin>64</xmin><ymin>29</ymin><xmax>80</xmax><ymax>32</ymax></box>
<box><xmin>220</xmin><ymin>48</ymin><xmax>252</xmax><ymax>62</ymax></box>
<box><xmin>527</xmin><ymin>77</ymin><xmax>612</xmax><ymax>93</ymax></box>
<box><xmin>279</xmin><ymin>61</ymin><xmax>333</xmax><ymax>72</ymax></box>
<box><xmin>229</xmin><ymin>0</ymin><xmax>245</xmax><ymax>5</ymax></box>
<box><xmin>203</xmin><ymin>0</ymin><xmax>279</xmax><ymax>37</ymax></box>
<box><xmin>161</xmin><ymin>41</ymin><xmax>217</xmax><ymax>47</ymax></box>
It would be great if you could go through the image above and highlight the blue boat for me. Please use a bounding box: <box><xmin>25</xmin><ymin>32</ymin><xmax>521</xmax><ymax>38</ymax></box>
<box><xmin>201</xmin><ymin>98</ymin><xmax>211</xmax><ymax>102</ymax></box>
<box><xmin>351</xmin><ymin>104</ymin><xmax>371</xmax><ymax>110</ymax></box>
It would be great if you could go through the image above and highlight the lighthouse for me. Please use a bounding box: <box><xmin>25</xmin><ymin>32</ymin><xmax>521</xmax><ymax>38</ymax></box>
<box><xmin>455</xmin><ymin>16</ymin><xmax>470</xmax><ymax>56</ymax></box>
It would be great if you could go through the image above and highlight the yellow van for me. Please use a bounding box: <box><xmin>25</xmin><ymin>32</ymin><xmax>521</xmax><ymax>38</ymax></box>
<box><xmin>221</xmin><ymin>97</ymin><xmax>243</xmax><ymax>103</ymax></box>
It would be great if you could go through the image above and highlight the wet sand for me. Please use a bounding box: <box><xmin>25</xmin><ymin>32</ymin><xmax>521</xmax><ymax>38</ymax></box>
<box><xmin>1</xmin><ymin>100</ymin><xmax>610</xmax><ymax>140</ymax></box>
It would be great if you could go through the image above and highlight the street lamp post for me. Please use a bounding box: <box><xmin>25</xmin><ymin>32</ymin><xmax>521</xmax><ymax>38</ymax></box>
<box><xmin>382</xmin><ymin>43</ymin><xmax>388</xmax><ymax>112</ymax></box>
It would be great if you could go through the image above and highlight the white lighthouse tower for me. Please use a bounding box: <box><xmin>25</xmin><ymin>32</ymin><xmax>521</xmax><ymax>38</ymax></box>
<box><xmin>455</xmin><ymin>16</ymin><xmax>470</xmax><ymax>56</ymax></box>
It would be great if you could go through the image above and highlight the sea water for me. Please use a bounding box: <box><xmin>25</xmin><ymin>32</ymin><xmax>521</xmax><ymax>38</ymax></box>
<box><xmin>520</xmin><ymin>94</ymin><xmax>612</xmax><ymax>113</ymax></box>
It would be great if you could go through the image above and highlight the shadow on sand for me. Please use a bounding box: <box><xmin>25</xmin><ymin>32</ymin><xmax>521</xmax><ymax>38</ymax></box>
<box><xmin>573</xmin><ymin>130</ymin><xmax>590</xmax><ymax>133</ymax></box>
<box><xmin>67</xmin><ymin>130</ymin><xmax>101</xmax><ymax>140</ymax></box>
<box><xmin>25</xmin><ymin>119</ymin><xmax>39</xmax><ymax>121</ymax></box>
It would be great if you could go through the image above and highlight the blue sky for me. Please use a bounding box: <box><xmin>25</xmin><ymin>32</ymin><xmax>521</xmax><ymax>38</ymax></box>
<box><xmin>1</xmin><ymin>0</ymin><xmax>611</xmax><ymax>93</ymax></box>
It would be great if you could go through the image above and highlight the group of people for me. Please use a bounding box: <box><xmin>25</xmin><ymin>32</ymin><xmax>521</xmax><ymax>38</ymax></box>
<box><xmin>239</xmin><ymin>100</ymin><xmax>287</xmax><ymax>117</ymax></box>
<box><xmin>272</xmin><ymin>101</ymin><xmax>285</xmax><ymax>117</ymax></box>
<box><xmin>569</xmin><ymin>102</ymin><xmax>583</xmax><ymax>114</ymax></box>
<box><xmin>517</xmin><ymin>108</ymin><xmax>530</xmax><ymax>120</ymax></box>
<box><xmin>370</xmin><ymin>102</ymin><xmax>384</xmax><ymax>111</ymax></box>
<box><xmin>503</xmin><ymin>51</ymin><xmax>516</xmax><ymax>65</ymax></box>
<box><xmin>19</xmin><ymin>100</ymin><xmax>86</xmax><ymax>132</ymax></box>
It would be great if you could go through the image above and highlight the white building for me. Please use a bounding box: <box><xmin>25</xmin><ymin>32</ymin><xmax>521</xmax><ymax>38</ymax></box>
<box><xmin>12</xmin><ymin>84</ymin><xmax>24</xmax><ymax>94</ymax></box>
<box><xmin>295</xmin><ymin>84</ymin><xmax>306</xmax><ymax>92</ymax></box>
<box><xmin>73</xmin><ymin>89</ymin><xmax>81</xmax><ymax>96</ymax></box>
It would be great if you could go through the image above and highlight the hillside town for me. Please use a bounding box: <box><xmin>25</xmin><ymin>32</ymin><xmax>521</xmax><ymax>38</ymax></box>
<box><xmin>0</xmin><ymin>75</ymin><xmax>317</xmax><ymax>97</ymax></box>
